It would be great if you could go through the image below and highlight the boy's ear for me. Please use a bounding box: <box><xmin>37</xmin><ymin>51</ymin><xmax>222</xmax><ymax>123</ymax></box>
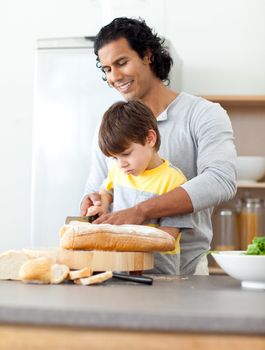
<box><xmin>146</xmin><ymin>129</ymin><xmax>157</xmax><ymax>147</ymax></box>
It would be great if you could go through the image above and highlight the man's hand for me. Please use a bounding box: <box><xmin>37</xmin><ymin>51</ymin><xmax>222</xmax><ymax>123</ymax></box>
<box><xmin>80</xmin><ymin>193</ymin><xmax>101</xmax><ymax>216</ymax></box>
<box><xmin>93</xmin><ymin>205</ymin><xmax>146</xmax><ymax>225</ymax></box>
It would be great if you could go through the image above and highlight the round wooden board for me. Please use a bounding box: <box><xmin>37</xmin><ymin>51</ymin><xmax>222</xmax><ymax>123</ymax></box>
<box><xmin>23</xmin><ymin>248</ymin><xmax>154</xmax><ymax>271</ymax></box>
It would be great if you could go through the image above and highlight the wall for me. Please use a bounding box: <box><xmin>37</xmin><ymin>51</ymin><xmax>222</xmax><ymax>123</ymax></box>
<box><xmin>0</xmin><ymin>0</ymin><xmax>265</xmax><ymax>250</ymax></box>
<box><xmin>165</xmin><ymin>0</ymin><xmax>265</xmax><ymax>94</ymax></box>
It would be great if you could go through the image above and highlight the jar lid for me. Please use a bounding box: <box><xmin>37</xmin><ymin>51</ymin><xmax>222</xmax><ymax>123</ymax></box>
<box><xmin>242</xmin><ymin>198</ymin><xmax>264</xmax><ymax>208</ymax></box>
<box><xmin>243</xmin><ymin>198</ymin><xmax>264</xmax><ymax>204</ymax></box>
<box><xmin>220</xmin><ymin>209</ymin><xmax>233</xmax><ymax>216</ymax></box>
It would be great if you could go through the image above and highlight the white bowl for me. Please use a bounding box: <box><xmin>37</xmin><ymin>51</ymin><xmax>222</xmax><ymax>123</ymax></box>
<box><xmin>237</xmin><ymin>156</ymin><xmax>265</xmax><ymax>182</ymax></box>
<box><xmin>211</xmin><ymin>251</ymin><xmax>265</xmax><ymax>289</ymax></box>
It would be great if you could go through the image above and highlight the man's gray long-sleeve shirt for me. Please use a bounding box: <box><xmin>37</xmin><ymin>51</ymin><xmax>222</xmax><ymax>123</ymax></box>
<box><xmin>83</xmin><ymin>92</ymin><xmax>237</xmax><ymax>274</ymax></box>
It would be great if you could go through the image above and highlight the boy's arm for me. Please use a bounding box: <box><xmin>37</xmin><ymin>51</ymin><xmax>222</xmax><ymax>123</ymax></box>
<box><xmin>86</xmin><ymin>189</ymin><xmax>113</xmax><ymax>217</ymax></box>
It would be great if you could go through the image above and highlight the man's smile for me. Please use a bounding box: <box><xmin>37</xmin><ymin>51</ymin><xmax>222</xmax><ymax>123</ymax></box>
<box><xmin>115</xmin><ymin>80</ymin><xmax>133</xmax><ymax>92</ymax></box>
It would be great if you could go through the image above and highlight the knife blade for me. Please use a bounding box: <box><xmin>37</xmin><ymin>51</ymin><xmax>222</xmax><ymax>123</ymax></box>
<box><xmin>65</xmin><ymin>214</ymin><xmax>99</xmax><ymax>224</ymax></box>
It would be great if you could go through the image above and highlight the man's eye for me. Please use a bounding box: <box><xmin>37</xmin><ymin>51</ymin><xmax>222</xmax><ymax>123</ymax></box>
<box><xmin>118</xmin><ymin>60</ymin><xmax>127</xmax><ymax>66</ymax></box>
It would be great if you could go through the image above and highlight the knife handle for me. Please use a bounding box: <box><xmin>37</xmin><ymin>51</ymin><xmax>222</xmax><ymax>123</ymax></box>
<box><xmin>112</xmin><ymin>272</ymin><xmax>153</xmax><ymax>285</ymax></box>
<box><xmin>88</xmin><ymin>214</ymin><xmax>99</xmax><ymax>223</ymax></box>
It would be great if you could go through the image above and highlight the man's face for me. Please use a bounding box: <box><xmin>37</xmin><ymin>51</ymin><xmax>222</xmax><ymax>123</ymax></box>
<box><xmin>98</xmin><ymin>37</ymin><xmax>154</xmax><ymax>101</ymax></box>
<box><xmin>112</xmin><ymin>141</ymin><xmax>155</xmax><ymax>176</ymax></box>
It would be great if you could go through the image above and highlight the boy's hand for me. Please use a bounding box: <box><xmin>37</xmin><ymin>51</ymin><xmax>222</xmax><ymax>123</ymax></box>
<box><xmin>80</xmin><ymin>193</ymin><xmax>101</xmax><ymax>216</ymax></box>
<box><xmin>86</xmin><ymin>204</ymin><xmax>106</xmax><ymax>217</ymax></box>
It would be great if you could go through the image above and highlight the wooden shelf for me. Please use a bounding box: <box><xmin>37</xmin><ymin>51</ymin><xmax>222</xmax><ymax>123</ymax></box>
<box><xmin>237</xmin><ymin>181</ymin><xmax>265</xmax><ymax>189</ymax></box>
<box><xmin>201</xmin><ymin>95</ymin><xmax>265</xmax><ymax>107</ymax></box>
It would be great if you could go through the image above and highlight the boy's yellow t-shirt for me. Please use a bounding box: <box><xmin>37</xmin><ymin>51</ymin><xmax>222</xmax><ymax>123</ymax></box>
<box><xmin>102</xmin><ymin>159</ymin><xmax>190</xmax><ymax>256</ymax></box>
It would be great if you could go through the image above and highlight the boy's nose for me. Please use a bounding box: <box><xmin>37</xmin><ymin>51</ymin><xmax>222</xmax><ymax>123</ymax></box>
<box><xmin>118</xmin><ymin>158</ymin><xmax>128</xmax><ymax>168</ymax></box>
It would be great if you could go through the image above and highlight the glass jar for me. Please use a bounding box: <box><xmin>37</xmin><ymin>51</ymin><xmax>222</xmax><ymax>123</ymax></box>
<box><xmin>240</xmin><ymin>198</ymin><xmax>265</xmax><ymax>249</ymax></box>
<box><xmin>215</xmin><ymin>209</ymin><xmax>239</xmax><ymax>251</ymax></box>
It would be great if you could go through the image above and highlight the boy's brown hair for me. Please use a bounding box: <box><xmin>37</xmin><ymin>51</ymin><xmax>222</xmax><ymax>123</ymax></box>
<box><xmin>98</xmin><ymin>100</ymin><xmax>161</xmax><ymax>157</ymax></box>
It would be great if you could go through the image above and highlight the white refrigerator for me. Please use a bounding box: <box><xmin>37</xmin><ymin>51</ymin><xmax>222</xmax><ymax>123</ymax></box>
<box><xmin>31</xmin><ymin>37</ymin><xmax>182</xmax><ymax>247</ymax></box>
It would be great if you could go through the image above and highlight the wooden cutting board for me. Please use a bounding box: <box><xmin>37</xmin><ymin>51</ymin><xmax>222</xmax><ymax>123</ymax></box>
<box><xmin>23</xmin><ymin>248</ymin><xmax>154</xmax><ymax>271</ymax></box>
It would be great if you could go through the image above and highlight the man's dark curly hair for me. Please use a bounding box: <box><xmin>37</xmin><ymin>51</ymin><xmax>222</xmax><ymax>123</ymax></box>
<box><xmin>94</xmin><ymin>17</ymin><xmax>173</xmax><ymax>84</ymax></box>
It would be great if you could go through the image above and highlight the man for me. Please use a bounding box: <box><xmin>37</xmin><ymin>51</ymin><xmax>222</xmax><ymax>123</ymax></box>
<box><xmin>80</xmin><ymin>17</ymin><xmax>237</xmax><ymax>275</ymax></box>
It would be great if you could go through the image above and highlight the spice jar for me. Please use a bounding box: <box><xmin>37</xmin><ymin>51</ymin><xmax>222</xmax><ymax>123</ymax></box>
<box><xmin>215</xmin><ymin>209</ymin><xmax>239</xmax><ymax>251</ymax></box>
<box><xmin>240</xmin><ymin>198</ymin><xmax>265</xmax><ymax>249</ymax></box>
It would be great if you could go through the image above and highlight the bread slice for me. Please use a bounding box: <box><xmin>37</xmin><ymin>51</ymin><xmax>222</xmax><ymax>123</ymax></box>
<box><xmin>19</xmin><ymin>257</ymin><xmax>69</xmax><ymax>284</ymax></box>
<box><xmin>75</xmin><ymin>271</ymin><xmax>113</xmax><ymax>285</ymax></box>
<box><xmin>60</xmin><ymin>223</ymin><xmax>175</xmax><ymax>252</ymax></box>
<box><xmin>51</xmin><ymin>264</ymin><xmax>69</xmax><ymax>284</ymax></box>
<box><xmin>69</xmin><ymin>267</ymin><xmax>93</xmax><ymax>280</ymax></box>
<box><xmin>0</xmin><ymin>250</ymin><xmax>29</xmax><ymax>280</ymax></box>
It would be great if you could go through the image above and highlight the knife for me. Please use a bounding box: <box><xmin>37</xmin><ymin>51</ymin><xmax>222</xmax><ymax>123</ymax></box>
<box><xmin>65</xmin><ymin>214</ymin><xmax>99</xmax><ymax>224</ymax></box>
<box><xmin>112</xmin><ymin>272</ymin><xmax>153</xmax><ymax>285</ymax></box>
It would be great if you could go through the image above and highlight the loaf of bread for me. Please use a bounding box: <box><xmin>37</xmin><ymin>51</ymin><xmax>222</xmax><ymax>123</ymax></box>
<box><xmin>0</xmin><ymin>250</ymin><xmax>29</xmax><ymax>280</ymax></box>
<box><xmin>60</xmin><ymin>222</ymin><xmax>175</xmax><ymax>252</ymax></box>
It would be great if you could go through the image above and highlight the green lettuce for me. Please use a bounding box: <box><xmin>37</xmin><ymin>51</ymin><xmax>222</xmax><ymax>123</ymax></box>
<box><xmin>245</xmin><ymin>236</ymin><xmax>265</xmax><ymax>255</ymax></box>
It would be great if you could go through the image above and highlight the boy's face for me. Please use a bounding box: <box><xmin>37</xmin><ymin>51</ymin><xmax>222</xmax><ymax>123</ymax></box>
<box><xmin>111</xmin><ymin>132</ymin><xmax>157</xmax><ymax>176</ymax></box>
<box><xmin>98</xmin><ymin>37</ymin><xmax>155</xmax><ymax>102</ymax></box>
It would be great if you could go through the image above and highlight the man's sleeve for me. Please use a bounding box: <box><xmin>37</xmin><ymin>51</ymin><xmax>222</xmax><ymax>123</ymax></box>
<box><xmin>160</xmin><ymin>213</ymin><xmax>193</xmax><ymax>229</ymax></box>
<box><xmin>82</xmin><ymin>124</ymin><xmax>108</xmax><ymax>197</ymax></box>
<box><xmin>181</xmin><ymin>103</ymin><xmax>237</xmax><ymax>212</ymax></box>
<box><xmin>101</xmin><ymin>166</ymin><xmax>114</xmax><ymax>196</ymax></box>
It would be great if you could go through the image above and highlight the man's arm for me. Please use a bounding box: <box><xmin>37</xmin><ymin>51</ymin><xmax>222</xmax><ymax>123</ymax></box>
<box><xmin>94</xmin><ymin>102</ymin><xmax>237</xmax><ymax>225</ymax></box>
<box><xmin>94</xmin><ymin>186</ymin><xmax>192</xmax><ymax>224</ymax></box>
<box><xmin>180</xmin><ymin>102</ymin><xmax>237</xmax><ymax>212</ymax></box>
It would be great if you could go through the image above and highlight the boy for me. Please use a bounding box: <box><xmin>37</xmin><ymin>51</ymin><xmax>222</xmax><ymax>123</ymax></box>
<box><xmin>87</xmin><ymin>100</ymin><xmax>192</xmax><ymax>274</ymax></box>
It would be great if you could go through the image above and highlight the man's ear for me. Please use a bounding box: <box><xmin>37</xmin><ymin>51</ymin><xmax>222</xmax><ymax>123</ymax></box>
<box><xmin>143</xmin><ymin>50</ymin><xmax>152</xmax><ymax>65</ymax></box>
<box><xmin>146</xmin><ymin>129</ymin><xmax>157</xmax><ymax>147</ymax></box>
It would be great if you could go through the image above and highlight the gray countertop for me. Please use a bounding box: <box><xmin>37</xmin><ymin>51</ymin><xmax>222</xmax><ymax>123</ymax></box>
<box><xmin>0</xmin><ymin>275</ymin><xmax>264</xmax><ymax>335</ymax></box>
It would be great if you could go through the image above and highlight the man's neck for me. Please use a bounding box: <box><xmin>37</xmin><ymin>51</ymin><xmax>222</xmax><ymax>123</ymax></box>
<box><xmin>142</xmin><ymin>81</ymin><xmax>178</xmax><ymax>118</ymax></box>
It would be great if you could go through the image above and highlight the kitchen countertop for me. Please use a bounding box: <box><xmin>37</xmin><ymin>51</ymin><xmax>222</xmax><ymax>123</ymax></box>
<box><xmin>0</xmin><ymin>275</ymin><xmax>264</xmax><ymax>335</ymax></box>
